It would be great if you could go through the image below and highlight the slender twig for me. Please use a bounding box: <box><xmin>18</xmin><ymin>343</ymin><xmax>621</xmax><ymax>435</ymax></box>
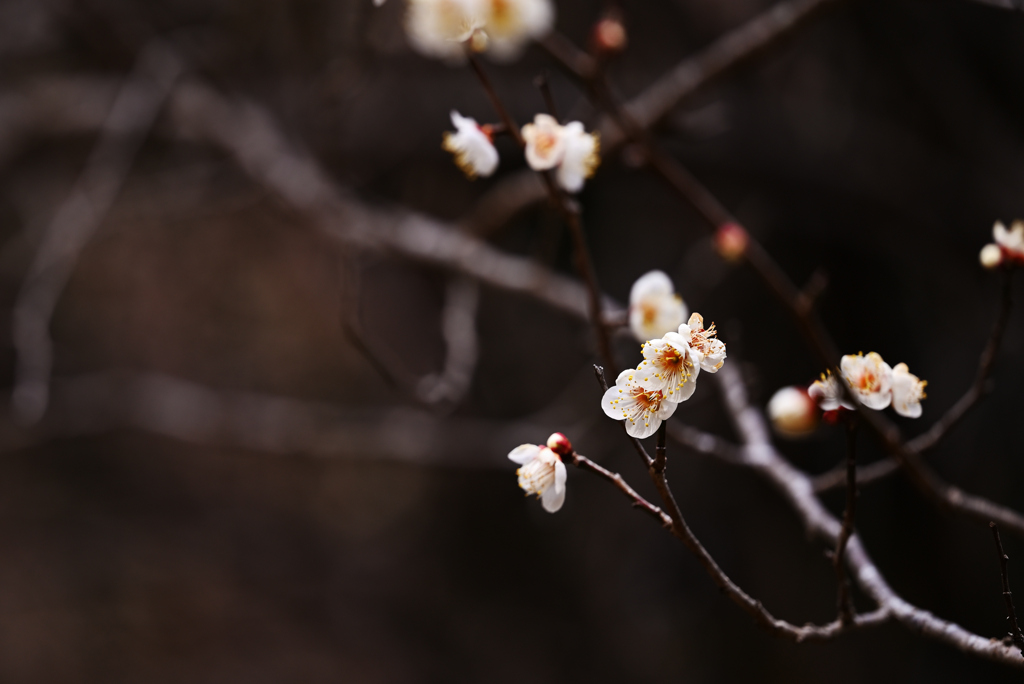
<box><xmin>908</xmin><ymin>269</ymin><xmax>1014</xmax><ymax>454</ymax></box>
<box><xmin>417</xmin><ymin>275</ymin><xmax>480</xmax><ymax>405</ymax></box>
<box><xmin>11</xmin><ymin>42</ymin><xmax>183</xmax><ymax>424</ymax></box>
<box><xmin>465</xmin><ymin>52</ymin><xmax>617</xmax><ymax>375</ymax></box>
<box><xmin>654</xmin><ymin>421</ymin><xmax>668</xmax><ymax>473</ymax></box>
<box><xmin>990</xmin><ymin>523</ymin><xmax>1024</xmax><ymax>657</ymax></box>
<box><xmin>833</xmin><ymin>421</ymin><xmax>858</xmax><ymax>625</ymax></box>
<box><xmin>573</xmin><ymin>452</ymin><xmax>671</xmax><ymax>527</ymax></box>
<box><xmin>534</xmin><ymin>71</ymin><xmax>560</xmax><ymax>122</ymax></box>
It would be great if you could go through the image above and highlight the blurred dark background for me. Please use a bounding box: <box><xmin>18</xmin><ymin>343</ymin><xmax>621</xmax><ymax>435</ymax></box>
<box><xmin>2</xmin><ymin>0</ymin><xmax>1024</xmax><ymax>681</ymax></box>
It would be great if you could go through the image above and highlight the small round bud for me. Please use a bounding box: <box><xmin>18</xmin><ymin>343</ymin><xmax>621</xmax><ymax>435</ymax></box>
<box><xmin>592</xmin><ymin>18</ymin><xmax>627</xmax><ymax>54</ymax></box>
<box><xmin>714</xmin><ymin>222</ymin><xmax>749</xmax><ymax>262</ymax></box>
<box><xmin>546</xmin><ymin>432</ymin><xmax>573</xmax><ymax>457</ymax></box>
<box><xmin>767</xmin><ymin>386</ymin><xmax>818</xmax><ymax>438</ymax></box>
<box><xmin>980</xmin><ymin>243</ymin><xmax>1003</xmax><ymax>270</ymax></box>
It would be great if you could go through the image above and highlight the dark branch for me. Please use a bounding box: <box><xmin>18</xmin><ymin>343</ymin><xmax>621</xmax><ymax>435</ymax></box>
<box><xmin>833</xmin><ymin>421</ymin><xmax>858</xmax><ymax>625</ymax></box>
<box><xmin>990</xmin><ymin>522</ymin><xmax>1024</xmax><ymax>658</ymax></box>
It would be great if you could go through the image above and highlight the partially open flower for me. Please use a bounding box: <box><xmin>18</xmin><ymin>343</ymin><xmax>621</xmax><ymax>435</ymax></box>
<box><xmin>767</xmin><ymin>386</ymin><xmax>819</xmax><ymax>438</ymax></box>
<box><xmin>891</xmin><ymin>362</ymin><xmax>927</xmax><ymax>418</ymax></box>
<box><xmin>508</xmin><ymin>443</ymin><xmax>567</xmax><ymax>512</ymax></box>
<box><xmin>638</xmin><ymin>332</ymin><xmax>699</xmax><ymax>403</ymax></box>
<box><xmin>478</xmin><ymin>0</ymin><xmax>554</xmax><ymax>61</ymax></box>
<box><xmin>679</xmin><ymin>312</ymin><xmax>726</xmax><ymax>373</ymax></box>
<box><xmin>601</xmin><ymin>368</ymin><xmax>678</xmax><ymax>439</ymax></box>
<box><xmin>556</xmin><ymin>122</ymin><xmax>600</xmax><ymax>193</ymax></box>
<box><xmin>442</xmin><ymin>111</ymin><xmax>499</xmax><ymax>178</ymax></box>
<box><xmin>521</xmin><ymin>113</ymin><xmax>566</xmax><ymax>170</ymax></box>
<box><xmin>808</xmin><ymin>370</ymin><xmax>853</xmax><ymax>411</ymax></box>
<box><xmin>993</xmin><ymin>220</ymin><xmax>1024</xmax><ymax>264</ymax></box>
<box><xmin>628</xmin><ymin>270</ymin><xmax>688</xmax><ymax>343</ymax></box>
<box><xmin>841</xmin><ymin>352</ymin><xmax>893</xmax><ymax>410</ymax></box>
<box><xmin>405</xmin><ymin>0</ymin><xmax>484</xmax><ymax>62</ymax></box>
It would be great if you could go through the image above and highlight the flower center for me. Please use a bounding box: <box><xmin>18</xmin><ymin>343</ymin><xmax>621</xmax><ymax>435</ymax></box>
<box><xmin>517</xmin><ymin>456</ymin><xmax>556</xmax><ymax>496</ymax></box>
<box><xmin>534</xmin><ymin>131</ymin><xmax>558</xmax><ymax>159</ymax></box>
<box><xmin>856</xmin><ymin>372</ymin><xmax>877</xmax><ymax>392</ymax></box>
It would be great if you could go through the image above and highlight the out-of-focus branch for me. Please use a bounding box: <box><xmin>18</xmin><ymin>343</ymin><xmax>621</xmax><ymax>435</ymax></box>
<box><xmin>417</xmin><ymin>275</ymin><xmax>481</xmax><ymax>406</ymax></box>
<box><xmin>714</xmin><ymin>363</ymin><xmax>1024</xmax><ymax>667</ymax></box>
<box><xmin>666</xmin><ymin>421</ymin><xmax>745</xmax><ymax>464</ymax></box>
<box><xmin>166</xmin><ymin>81</ymin><xmax>624</xmax><ymax>326</ymax></box>
<box><xmin>833</xmin><ymin>422</ymin><xmax>858</xmax><ymax>625</ymax></box>
<box><xmin>11</xmin><ymin>42</ymin><xmax>183</xmax><ymax>424</ymax></box>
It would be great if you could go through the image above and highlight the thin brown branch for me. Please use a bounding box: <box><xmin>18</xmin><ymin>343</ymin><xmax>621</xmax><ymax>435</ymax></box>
<box><xmin>908</xmin><ymin>270</ymin><xmax>1014</xmax><ymax>454</ymax></box>
<box><xmin>833</xmin><ymin>421</ymin><xmax>858</xmax><ymax>625</ymax></box>
<box><xmin>812</xmin><ymin>458</ymin><xmax>896</xmax><ymax>493</ymax></box>
<box><xmin>573</xmin><ymin>453</ymin><xmax>671</xmax><ymax>527</ymax></box>
<box><xmin>991</xmin><ymin>522</ymin><xmax>1024</xmax><ymax>657</ymax></box>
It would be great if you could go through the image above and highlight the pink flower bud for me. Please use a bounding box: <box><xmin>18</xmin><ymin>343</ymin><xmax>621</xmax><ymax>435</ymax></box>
<box><xmin>714</xmin><ymin>222</ymin><xmax>749</xmax><ymax>262</ymax></box>
<box><xmin>592</xmin><ymin>17</ymin><xmax>627</xmax><ymax>54</ymax></box>
<box><xmin>767</xmin><ymin>386</ymin><xmax>819</xmax><ymax>438</ymax></box>
<box><xmin>546</xmin><ymin>432</ymin><xmax>573</xmax><ymax>456</ymax></box>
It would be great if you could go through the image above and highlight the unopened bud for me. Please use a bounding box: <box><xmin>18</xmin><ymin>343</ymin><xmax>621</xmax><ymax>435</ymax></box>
<box><xmin>767</xmin><ymin>386</ymin><xmax>818</xmax><ymax>438</ymax></box>
<box><xmin>714</xmin><ymin>222</ymin><xmax>749</xmax><ymax>262</ymax></box>
<box><xmin>980</xmin><ymin>243</ymin><xmax>1003</xmax><ymax>270</ymax></box>
<box><xmin>546</xmin><ymin>432</ymin><xmax>573</xmax><ymax>456</ymax></box>
<box><xmin>592</xmin><ymin>17</ymin><xmax>627</xmax><ymax>54</ymax></box>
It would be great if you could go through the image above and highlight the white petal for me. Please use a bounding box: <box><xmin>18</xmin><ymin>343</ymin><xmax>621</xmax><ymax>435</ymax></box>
<box><xmin>630</xmin><ymin>270</ymin><xmax>673</xmax><ymax>305</ymax></box>
<box><xmin>541</xmin><ymin>480</ymin><xmax>565</xmax><ymax>512</ymax></box>
<box><xmin>625</xmin><ymin>414</ymin><xmax>660</xmax><ymax>439</ymax></box>
<box><xmin>508</xmin><ymin>443</ymin><xmax>542</xmax><ymax>464</ymax></box>
<box><xmin>553</xmin><ymin>458</ymin><xmax>567</xmax><ymax>494</ymax></box>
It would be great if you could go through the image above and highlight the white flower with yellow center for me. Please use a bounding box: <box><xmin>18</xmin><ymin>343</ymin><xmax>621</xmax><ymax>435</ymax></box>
<box><xmin>628</xmin><ymin>270</ymin><xmax>687</xmax><ymax>343</ymax></box>
<box><xmin>767</xmin><ymin>386</ymin><xmax>819</xmax><ymax>438</ymax></box>
<box><xmin>521</xmin><ymin>113</ymin><xmax>566</xmax><ymax>170</ymax></box>
<box><xmin>556</xmin><ymin>122</ymin><xmax>600</xmax><ymax>193</ymax></box>
<box><xmin>891</xmin><ymin>362</ymin><xmax>927</xmax><ymax>418</ymax></box>
<box><xmin>808</xmin><ymin>370</ymin><xmax>852</xmax><ymax>411</ymax></box>
<box><xmin>508</xmin><ymin>443</ymin><xmax>566</xmax><ymax>512</ymax></box>
<box><xmin>442</xmin><ymin>111</ymin><xmax>499</xmax><ymax>179</ymax></box>
<box><xmin>601</xmin><ymin>368</ymin><xmax>678</xmax><ymax>439</ymax></box>
<box><xmin>840</xmin><ymin>352</ymin><xmax>893</xmax><ymax>410</ymax></box>
<box><xmin>679</xmin><ymin>312</ymin><xmax>726</xmax><ymax>373</ymax></box>
<box><xmin>405</xmin><ymin>0</ymin><xmax>484</xmax><ymax>62</ymax></box>
<box><xmin>638</xmin><ymin>333</ymin><xmax>698</xmax><ymax>403</ymax></box>
<box><xmin>479</xmin><ymin>0</ymin><xmax>554</xmax><ymax>61</ymax></box>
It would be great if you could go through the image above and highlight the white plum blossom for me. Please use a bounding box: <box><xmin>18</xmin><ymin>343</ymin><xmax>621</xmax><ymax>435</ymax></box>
<box><xmin>405</xmin><ymin>0</ymin><xmax>484</xmax><ymax>62</ymax></box>
<box><xmin>601</xmin><ymin>368</ymin><xmax>678</xmax><ymax>439</ymax></box>
<box><xmin>521</xmin><ymin>115</ymin><xmax>601</xmax><ymax>192</ymax></box>
<box><xmin>478</xmin><ymin>0</ymin><xmax>554</xmax><ymax>61</ymax></box>
<box><xmin>891</xmin><ymin>362</ymin><xmax>927</xmax><ymax>418</ymax></box>
<box><xmin>508</xmin><ymin>443</ymin><xmax>567</xmax><ymax>512</ymax></box>
<box><xmin>637</xmin><ymin>333</ymin><xmax>699</xmax><ymax>403</ymax></box>
<box><xmin>841</xmin><ymin>352</ymin><xmax>893</xmax><ymax>410</ymax></box>
<box><xmin>442</xmin><ymin>111</ymin><xmax>499</xmax><ymax>178</ymax></box>
<box><xmin>767</xmin><ymin>386</ymin><xmax>818</xmax><ymax>438</ymax></box>
<box><xmin>521</xmin><ymin>113</ymin><xmax>566</xmax><ymax>170</ymax></box>
<box><xmin>628</xmin><ymin>270</ymin><xmax>688</xmax><ymax>343</ymax></box>
<box><xmin>808</xmin><ymin>370</ymin><xmax>852</xmax><ymax>411</ymax></box>
<box><xmin>556</xmin><ymin>122</ymin><xmax>600</xmax><ymax>193</ymax></box>
<box><xmin>679</xmin><ymin>313</ymin><xmax>726</xmax><ymax>373</ymax></box>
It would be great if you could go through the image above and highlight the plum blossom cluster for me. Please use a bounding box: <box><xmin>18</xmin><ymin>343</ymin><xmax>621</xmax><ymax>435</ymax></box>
<box><xmin>508</xmin><ymin>432</ymin><xmax>573</xmax><ymax>512</ymax></box>
<box><xmin>405</xmin><ymin>0</ymin><xmax>554</xmax><ymax>62</ymax></box>
<box><xmin>442</xmin><ymin>112</ymin><xmax>600</xmax><ymax>191</ymax></box>
<box><xmin>769</xmin><ymin>352</ymin><xmax>926</xmax><ymax>437</ymax></box>
<box><xmin>980</xmin><ymin>220</ymin><xmax>1024</xmax><ymax>269</ymax></box>
<box><xmin>602</xmin><ymin>310</ymin><xmax>726</xmax><ymax>439</ymax></box>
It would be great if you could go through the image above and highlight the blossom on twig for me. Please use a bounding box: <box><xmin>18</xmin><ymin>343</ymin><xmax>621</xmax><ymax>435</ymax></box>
<box><xmin>628</xmin><ymin>270</ymin><xmax>687</xmax><ymax>343</ymax></box>
<box><xmin>521</xmin><ymin>114</ymin><xmax>600</xmax><ymax>192</ymax></box>
<box><xmin>638</xmin><ymin>332</ymin><xmax>699</xmax><ymax>403</ymax></box>
<box><xmin>508</xmin><ymin>441</ymin><xmax>567</xmax><ymax>512</ymax></box>
<box><xmin>891</xmin><ymin>362</ymin><xmax>927</xmax><ymax>418</ymax></box>
<box><xmin>767</xmin><ymin>386</ymin><xmax>819</xmax><ymax>438</ymax></box>
<box><xmin>442</xmin><ymin>111</ymin><xmax>499</xmax><ymax>178</ymax></box>
<box><xmin>679</xmin><ymin>312</ymin><xmax>726</xmax><ymax>373</ymax></box>
<box><xmin>841</xmin><ymin>352</ymin><xmax>893</xmax><ymax>410</ymax></box>
<box><xmin>601</xmin><ymin>368</ymin><xmax>678</xmax><ymax>439</ymax></box>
